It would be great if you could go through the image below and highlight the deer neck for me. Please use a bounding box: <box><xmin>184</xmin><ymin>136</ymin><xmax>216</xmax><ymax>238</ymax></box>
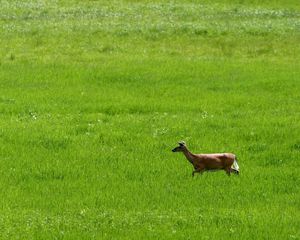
<box><xmin>182</xmin><ymin>148</ymin><xmax>195</xmax><ymax>164</ymax></box>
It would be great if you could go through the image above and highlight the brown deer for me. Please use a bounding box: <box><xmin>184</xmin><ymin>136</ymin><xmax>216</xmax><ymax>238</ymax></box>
<box><xmin>172</xmin><ymin>141</ymin><xmax>239</xmax><ymax>177</ymax></box>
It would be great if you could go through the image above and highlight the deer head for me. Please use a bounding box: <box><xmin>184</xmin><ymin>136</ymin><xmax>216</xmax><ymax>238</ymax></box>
<box><xmin>172</xmin><ymin>141</ymin><xmax>187</xmax><ymax>152</ymax></box>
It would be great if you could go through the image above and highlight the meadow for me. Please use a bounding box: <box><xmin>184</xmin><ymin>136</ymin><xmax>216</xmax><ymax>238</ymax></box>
<box><xmin>0</xmin><ymin>0</ymin><xmax>299</xmax><ymax>239</ymax></box>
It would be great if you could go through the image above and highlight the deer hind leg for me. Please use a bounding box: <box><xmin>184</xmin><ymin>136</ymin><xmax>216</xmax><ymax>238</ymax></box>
<box><xmin>224</xmin><ymin>166</ymin><xmax>231</xmax><ymax>176</ymax></box>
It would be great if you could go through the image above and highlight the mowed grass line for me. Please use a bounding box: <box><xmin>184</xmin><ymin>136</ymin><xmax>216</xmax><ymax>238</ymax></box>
<box><xmin>0</xmin><ymin>0</ymin><xmax>300</xmax><ymax>239</ymax></box>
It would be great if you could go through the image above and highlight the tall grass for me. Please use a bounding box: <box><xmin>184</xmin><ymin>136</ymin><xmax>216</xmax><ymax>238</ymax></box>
<box><xmin>0</xmin><ymin>0</ymin><xmax>299</xmax><ymax>239</ymax></box>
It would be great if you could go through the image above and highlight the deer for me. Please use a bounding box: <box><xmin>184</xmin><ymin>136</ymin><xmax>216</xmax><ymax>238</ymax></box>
<box><xmin>172</xmin><ymin>141</ymin><xmax>239</xmax><ymax>177</ymax></box>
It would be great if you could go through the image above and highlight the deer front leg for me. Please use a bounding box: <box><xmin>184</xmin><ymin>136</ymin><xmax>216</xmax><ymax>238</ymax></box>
<box><xmin>192</xmin><ymin>167</ymin><xmax>205</xmax><ymax>177</ymax></box>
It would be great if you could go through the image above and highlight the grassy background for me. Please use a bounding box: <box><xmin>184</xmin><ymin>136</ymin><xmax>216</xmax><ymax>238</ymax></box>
<box><xmin>0</xmin><ymin>0</ymin><xmax>299</xmax><ymax>239</ymax></box>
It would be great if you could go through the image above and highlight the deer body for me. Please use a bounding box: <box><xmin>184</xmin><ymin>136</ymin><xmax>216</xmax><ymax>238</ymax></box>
<box><xmin>172</xmin><ymin>142</ymin><xmax>239</xmax><ymax>176</ymax></box>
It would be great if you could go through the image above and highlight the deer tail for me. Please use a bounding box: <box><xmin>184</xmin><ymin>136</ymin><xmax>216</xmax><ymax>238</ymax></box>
<box><xmin>232</xmin><ymin>155</ymin><xmax>240</xmax><ymax>173</ymax></box>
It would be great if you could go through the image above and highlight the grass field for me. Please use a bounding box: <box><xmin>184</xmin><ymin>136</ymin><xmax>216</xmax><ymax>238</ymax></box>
<box><xmin>0</xmin><ymin>0</ymin><xmax>300</xmax><ymax>239</ymax></box>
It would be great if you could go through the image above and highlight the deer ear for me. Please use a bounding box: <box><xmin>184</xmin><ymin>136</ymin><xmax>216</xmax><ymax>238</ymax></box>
<box><xmin>178</xmin><ymin>141</ymin><xmax>186</xmax><ymax>146</ymax></box>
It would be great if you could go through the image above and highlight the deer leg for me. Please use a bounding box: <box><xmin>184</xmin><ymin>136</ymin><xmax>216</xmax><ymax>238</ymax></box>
<box><xmin>225</xmin><ymin>167</ymin><xmax>231</xmax><ymax>176</ymax></box>
<box><xmin>192</xmin><ymin>168</ymin><xmax>204</xmax><ymax>177</ymax></box>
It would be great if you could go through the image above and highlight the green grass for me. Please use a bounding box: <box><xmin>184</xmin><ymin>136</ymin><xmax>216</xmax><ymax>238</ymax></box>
<box><xmin>0</xmin><ymin>0</ymin><xmax>299</xmax><ymax>239</ymax></box>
